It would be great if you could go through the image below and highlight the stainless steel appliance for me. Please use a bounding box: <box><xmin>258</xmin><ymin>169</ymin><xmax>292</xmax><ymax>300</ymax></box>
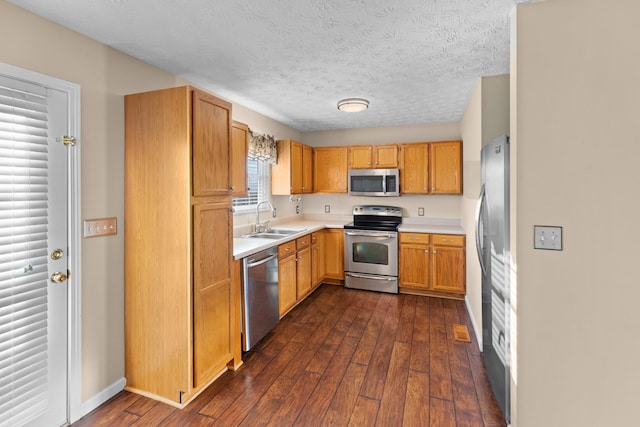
<box><xmin>242</xmin><ymin>247</ymin><xmax>279</xmax><ymax>351</ymax></box>
<box><xmin>475</xmin><ymin>135</ymin><xmax>511</xmax><ymax>423</ymax></box>
<box><xmin>348</xmin><ymin>168</ymin><xmax>400</xmax><ymax>197</ymax></box>
<box><xmin>344</xmin><ymin>205</ymin><xmax>402</xmax><ymax>293</ymax></box>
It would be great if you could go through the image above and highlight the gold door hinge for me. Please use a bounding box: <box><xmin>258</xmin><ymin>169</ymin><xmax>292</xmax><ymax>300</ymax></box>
<box><xmin>56</xmin><ymin>135</ymin><xmax>76</xmax><ymax>146</ymax></box>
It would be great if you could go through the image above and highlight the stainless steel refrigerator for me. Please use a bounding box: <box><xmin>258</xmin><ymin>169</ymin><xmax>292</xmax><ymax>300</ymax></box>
<box><xmin>476</xmin><ymin>135</ymin><xmax>510</xmax><ymax>423</ymax></box>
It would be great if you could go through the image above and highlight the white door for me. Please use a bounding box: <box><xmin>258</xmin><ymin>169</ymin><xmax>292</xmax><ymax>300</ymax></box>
<box><xmin>0</xmin><ymin>75</ymin><xmax>70</xmax><ymax>426</ymax></box>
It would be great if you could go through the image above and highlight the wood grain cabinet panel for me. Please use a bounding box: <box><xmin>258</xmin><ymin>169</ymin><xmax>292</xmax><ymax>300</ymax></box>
<box><xmin>271</xmin><ymin>140</ymin><xmax>313</xmax><ymax>195</ymax></box>
<box><xmin>399</xmin><ymin>232</ymin><xmax>466</xmax><ymax>299</ymax></box>
<box><xmin>311</xmin><ymin>231</ymin><xmax>326</xmax><ymax>289</ymax></box>
<box><xmin>313</xmin><ymin>147</ymin><xmax>348</xmax><ymax>193</ymax></box>
<box><xmin>230</xmin><ymin>121</ymin><xmax>248</xmax><ymax>196</ymax></box>
<box><xmin>399</xmin><ymin>143</ymin><xmax>429</xmax><ymax>194</ymax></box>
<box><xmin>349</xmin><ymin>145</ymin><xmax>398</xmax><ymax>168</ymax></box>
<box><xmin>125</xmin><ymin>86</ymin><xmax>238</xmax><ymax>407</ymax></box>
<box><xmin>278</xmin><ymin>250</ymin><xmax>297</xmax><ymax>316</ymax></box>
<box><xmin>430</xmin><ymin>141</ymin><xmax>462</xmax><ymax>194</ymax></box>
<box><xmin>324</xmin><ymin>229</ymin><xmax>344</xmax><ymax>281</ymax></box>
<box><xmin>296</xmin><ymin>246</ymin><xmax>312</xmax><ymax>300</ymax></box>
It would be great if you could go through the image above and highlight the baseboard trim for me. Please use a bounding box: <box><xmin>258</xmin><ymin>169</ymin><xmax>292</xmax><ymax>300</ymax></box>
<box><xmin>464</xmin><ymin>296</ymin><xmax>483</xmax><ymax>351</ymax></box>
<box><xmin>79</xmin><ymin>377</ymin><xmax>126</xmax><ymax>419</ymax></box>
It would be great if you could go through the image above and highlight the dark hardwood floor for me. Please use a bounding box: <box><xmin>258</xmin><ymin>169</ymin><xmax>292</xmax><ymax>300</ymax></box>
<box><xmin>72</xmin><ymin>284</ymin><xmax>506</xmax><ymax>426</ymax></box>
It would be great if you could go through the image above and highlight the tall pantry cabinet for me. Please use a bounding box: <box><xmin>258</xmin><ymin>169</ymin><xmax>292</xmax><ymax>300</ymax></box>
<box><xmin>124</xmin><ymin>86</ymin><xmax>241</xmax><ymax>407</ymax></box>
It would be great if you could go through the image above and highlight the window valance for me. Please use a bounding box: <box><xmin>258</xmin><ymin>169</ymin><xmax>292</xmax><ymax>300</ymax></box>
<box><xmin>248</xmin><ymin>129</ymin><xmax>278</xmax><ymax>164</ymax></box>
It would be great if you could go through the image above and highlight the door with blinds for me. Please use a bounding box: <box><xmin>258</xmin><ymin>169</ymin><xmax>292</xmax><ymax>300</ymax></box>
<box><xmin>0</xmin><ymin>75</ymin><xmax>69</xmax><ymax>426</ymax></box>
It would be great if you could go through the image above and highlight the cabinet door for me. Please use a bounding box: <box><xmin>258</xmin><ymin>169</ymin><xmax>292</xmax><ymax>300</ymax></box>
<box><xmin>373</xmin><ymin>145</ymin><xmax>399</xmax><ymax>168</ymax></box>
<box><xmin>302</xmin><ymin>144</ymin><xmax>313</xmax><ymax>193</ymax></box>
<box><xmin>349</xmin><ymin>146</ymin><xmax>372</xmax><ymax>168</ymax></box>
<box><xmin>290</xmin><ymin>141</ymin><xmax>303</xmax><ymax>194</ymax></box>
<box><xmin>192</xmin><ymin>90</ymin><xmax>232</xmax><ymax>196</ymax></box>
<box><xmin>431</xmin><ymin>245</ymin><xmax>466</xmax><ymax>294</ymax></box>
<box><xmin>279</xmin><ymin>254</ymin><xmax>297</xmax><ymax>316</ymax></box>
<box><xmin>399</xmin><ymin>243</ymin><xmax>430</xmax><ymax>289</ymax></box>
<box><xmin>314</xmin><ymin>147</ymin><xmax>348</xmax><ymax>193</ymax></box>
<box><xmin>193</xmin><ymin>200</ymin><xmax>233</xmax><ymax>388</ymax></box>
<box><xmin>296</xmin><ymin>247</ymin><xmax>312</xmax><ymax>299</ymax></box>
<box><xmin>324</xmin><ymin>229</ymin><xmax>344</xmax><ymax>280</ymax></box>
<box><xmin>311</xmin><ymin>231</ymin><xmax>326</xmax><ymax>288</ymax></box>
<box><xmin>400</xmin><ymin>143</ymin><xmax>429</xmax><ymax>194</ymax></box>
<box><xmin>230</xmin><ymin>121</ymin><xmax>248</xmax><ymax>197</ymax></box>
<box><xmin>430</xmin><ymin>141</ymin><xmax>462</xmax><ymax>194</ymax></box>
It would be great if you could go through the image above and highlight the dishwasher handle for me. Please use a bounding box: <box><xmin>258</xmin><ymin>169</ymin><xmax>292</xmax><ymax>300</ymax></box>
<box><xmin>246</xmin><ymin>253</ymin><xmax>277</xmax><ymax>268</ymax></box>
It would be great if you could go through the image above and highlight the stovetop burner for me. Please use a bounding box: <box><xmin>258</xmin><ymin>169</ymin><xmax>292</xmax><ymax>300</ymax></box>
<box><xmin>344</xmin><ymin>205</ymin><xmax>403</xmax><ymax>231</ymax></box>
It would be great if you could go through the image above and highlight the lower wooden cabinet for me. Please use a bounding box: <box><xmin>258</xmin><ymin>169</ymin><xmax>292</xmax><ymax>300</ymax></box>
<box><xmin>278</xmin><ymin>241</ymin><xmax>297</xmax><ymax>316</ymax></box>
<box><xmin>323</xmin><ymin>229</ymin><xmax>344</xmax><ymax>281</ymax></box>
<box><xmin>399</xmin><ymin>232</ymin><xmax>466</xmax><ymax>298</ymax></box>
<box><xmin>311</xmin><ymin>231</ymin><xmax>325</xmax><ymax>289</ymax></box>
<box><xmin>296</xmin><ymin>235</ymin><xmax>312</xmax><ymax>299</ymax></box>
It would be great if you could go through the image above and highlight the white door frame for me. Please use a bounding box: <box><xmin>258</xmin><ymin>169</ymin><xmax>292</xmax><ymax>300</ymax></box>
<box><xmin>0</xmin><ymin>61</ymin><xmax>82</xmax><ymax>424</ymax></box>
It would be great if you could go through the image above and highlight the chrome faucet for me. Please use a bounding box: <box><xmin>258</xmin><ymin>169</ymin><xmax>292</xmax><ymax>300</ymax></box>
<box><xmin>255</xmin><ymin>201</ymin><xmax>274</xmax><ymax>233</ymax></box>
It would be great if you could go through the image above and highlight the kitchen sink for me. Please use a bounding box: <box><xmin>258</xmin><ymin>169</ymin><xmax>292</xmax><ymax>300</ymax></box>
<box><xmin>268</xmin><ymin>229</ymin><xmax>303</xmax><ymax>235</ymax></box>
<box><xmin>240</xmin><ymin>233</ymin><xmax>285</xmax><ymax>239</ymax></box>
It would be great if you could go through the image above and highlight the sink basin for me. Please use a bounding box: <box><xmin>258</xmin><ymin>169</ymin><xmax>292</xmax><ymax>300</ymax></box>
<box><xmin>268</xmin><ymin>229</ymin><xmax>303</xmax><ymax>235</ymax></box>
<box><xmin>240</xmin><ymin>233</ymin><xmax>285</xmax><ymax>239</ymax></box>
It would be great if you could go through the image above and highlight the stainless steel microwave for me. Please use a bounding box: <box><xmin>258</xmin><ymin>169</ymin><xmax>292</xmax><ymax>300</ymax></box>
<box><xmin>348</xmin><ymin>168</ymin><xmax>400</xmax><ymax>196</ymax></box>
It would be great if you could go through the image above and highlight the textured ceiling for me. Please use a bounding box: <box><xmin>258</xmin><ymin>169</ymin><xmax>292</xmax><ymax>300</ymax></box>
<box><xmin>8</xmin><ymin>0</ymin><xmax>522</xmax><ymax>132</ymax></box>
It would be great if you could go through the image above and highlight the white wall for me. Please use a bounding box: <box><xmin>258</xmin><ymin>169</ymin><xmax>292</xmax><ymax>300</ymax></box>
<box><xmin>515</xmin><ymin>0</ymin><xmax>640</xmax><ymax>425</ymax></box>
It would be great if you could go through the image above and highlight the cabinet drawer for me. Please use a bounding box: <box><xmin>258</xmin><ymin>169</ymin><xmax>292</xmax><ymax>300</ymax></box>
<box><xmin>278</xmin><ymin>241</ymin><xmax>296</xmax><ymax>258</ymax></box>
<box><xmin>432</xmin><ymin>234</ymin><xmax>465</xmax><ymax>247</ymax></box>
<box><xmin>296</xmin><ymin>234</ymin><xmax>311</xmax><ymax>250</ymax></box>
<box><xmin>400</xmin><ymin>233</ymin><xmax>430</xmax><ymax>244</ymax></box>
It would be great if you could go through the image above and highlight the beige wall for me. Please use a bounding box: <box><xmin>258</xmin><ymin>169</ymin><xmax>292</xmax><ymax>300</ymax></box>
<box><xmin>0</xmin><ymin>0</ymin><xmax>300</xmax><ymax>405</ymax></box>
<box><xmin>515</xmin><ymin>0</ymin><xmax>640</xmax><ymax>425</ymax></box>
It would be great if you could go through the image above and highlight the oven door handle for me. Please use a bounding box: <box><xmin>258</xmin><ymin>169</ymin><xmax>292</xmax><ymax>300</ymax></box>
<box><xmin>345</xmin><ymin>231</ymin><xmax>396</xmax><ymax>238</ymax></box>
<box><xmin>345</xmin><ymin>272</ymin><xmax>396</xmax><ymax>281</ymax></box>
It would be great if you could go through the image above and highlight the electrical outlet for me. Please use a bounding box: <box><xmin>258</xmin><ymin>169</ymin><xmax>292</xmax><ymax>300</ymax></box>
<box><xmin>534</xmin><ymin>225</ymin><xmax>563</xmax><ymax>250</ymax></box>
<box><xmin>83</xmin><ymin>217</ymin><xmax>117</xmax><ymax>238</ymax></box>
<box><xmin>418</xmin><ymin>207</ymin><xmax>425</xmax><ymax>216</ymax></box>
<box><xmin>296</xmin><ymin>205</ymin><xmax>300</xmax><ymax>214</ymax></box>
<box><xmin>325</xmin><ymin>205</ymin><xmax>331</xmax><ymax>213</ymax></box>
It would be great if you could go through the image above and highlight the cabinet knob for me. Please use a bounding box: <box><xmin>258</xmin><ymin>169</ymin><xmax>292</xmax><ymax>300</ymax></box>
<box><xmin>425</xmin><ymin>249</ymin><xmax>430</xmax><ymax>254</ymax></box>
<box><xmin>230</xmin><ymin>185</ymin><xmax>236</xmax><ymax>190</ymax></box>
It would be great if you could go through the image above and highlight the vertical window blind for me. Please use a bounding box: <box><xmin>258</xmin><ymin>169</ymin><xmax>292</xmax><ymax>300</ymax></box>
<box><xmin>0</xmin><ymin>77</ymin><xmax>50</xmax><ymax>426</ymax></box>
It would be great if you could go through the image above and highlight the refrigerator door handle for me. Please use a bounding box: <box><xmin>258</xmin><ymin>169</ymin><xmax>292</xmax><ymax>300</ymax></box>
<box><xmin>475</xmin><ymin>184</ymin><xmax>487</xmax><ymax>275</ymax></box>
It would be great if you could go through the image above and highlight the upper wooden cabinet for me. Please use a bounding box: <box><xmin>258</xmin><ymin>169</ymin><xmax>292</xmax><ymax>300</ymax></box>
<box><xmin>399</xmin><ymin>140</ymin><xmax>462</xmax><ymax>195</ymax></box>
<box><xmin>230</xmin><ymin>121</ymin><xmax>248</xmax><ymax>197</ymax></box>
<box><xmin>271</xmin><ymin>140</ymin><xmax>313</xmax><ymax>195</ymax></box>
<box><xmin>124</xmin><ymin>86</ymin><xmax>239</xmax><ymax>406</ymax></box>
<box><xmin>313</xmin><ymin>146</ymin><xmax>349</xmax><ymax>193</ymax></box>
<box><xmin>349</xmin><ymin>144</ymin><xmax>399</xmax><ymax>168</ymax></box>
<box><xmin>430</xmin><ymin>141</ymin><xmax>462</xmax><ymax>194</ymax></box>
<box><xmin>192</xmin><ymin>90</ymin><xmax>232</xmax><ymax>196</ymax></box>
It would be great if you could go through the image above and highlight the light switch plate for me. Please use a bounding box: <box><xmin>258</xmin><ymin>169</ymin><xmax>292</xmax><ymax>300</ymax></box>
<box><xmin>84</xmin><ymin>217</ymin><xmax>117</xmax><ymax>238</ymax></box>
<box><xmin>324</xmin><ymin>205</ymin><xmax>331</xmax><ymax>213</ymax></box>
<box><xmin>534</xmin><ymin>225</ymin><xmax>562</xmax><ymax>250</ymax></box>
<box><xmin>418</xmin><ymin>207</ymin><xmax>425</xmax><ymax>216</ymax></box>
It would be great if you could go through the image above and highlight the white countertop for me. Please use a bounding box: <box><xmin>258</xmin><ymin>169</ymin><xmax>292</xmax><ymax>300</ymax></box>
<box><xmin>233</xmin><ymin>216</ymin><xmax>465</xmax><ymax>260</ymax></box>
<box><xmin>233</xmin><ymin>219</ymin><xmax>347</xmax><ymax>260</ymax></box>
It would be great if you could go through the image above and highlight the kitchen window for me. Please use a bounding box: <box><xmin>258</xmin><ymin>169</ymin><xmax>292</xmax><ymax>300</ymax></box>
<box><xmin>232</xmin><ymin>157</ymin><xmax>270</xmax><ymax>212</ymax></box>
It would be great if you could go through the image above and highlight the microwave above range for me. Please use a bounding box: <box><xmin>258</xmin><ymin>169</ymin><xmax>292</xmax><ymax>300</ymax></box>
<box><xmin>348</xmin><ymin>168</ymin><xmax>400</xmax><ymax>197</ymax></box>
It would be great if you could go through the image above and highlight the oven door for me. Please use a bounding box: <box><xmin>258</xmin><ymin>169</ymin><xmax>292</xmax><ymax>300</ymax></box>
<box><xmin>344</xmin><ymin>229</ymin><xmax>398</xmax><ymax>276</ymax></box>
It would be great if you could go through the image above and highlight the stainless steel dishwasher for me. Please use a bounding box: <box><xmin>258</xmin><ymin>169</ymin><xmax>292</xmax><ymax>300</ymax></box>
<box><xmin>242</xmin><ymin>246</ymin><xmax>279</xmax><ymax>351</ymax></box>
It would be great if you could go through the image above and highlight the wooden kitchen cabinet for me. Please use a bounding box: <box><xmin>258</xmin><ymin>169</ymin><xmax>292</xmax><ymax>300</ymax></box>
<box><xmin>399</xmin><ymin>143</ymin><xmax>429</xmax><ymax>194</ymax></box>
<box><xmin>125</xmin><ymin>86</ymin><xmax>239</xmax><ymax>407</ymax></box>
<box><xmin>349</xmin><ymin>144</ymin><xmax>398</xmax><ymax>168</ymax></box>
<box><xmin>272</xmin><ymin>139</ymin><xmax>313</xmax><ymax>195</ymax></box>
<box><xmin>296</xmin><ymin>235</ymin><xmax>312</xmax><ymax>299</ymax></box>
<box><xmin>399</xmin><ymin>140</ymin><xmax>462</xmax><ymax>195</ymax></box>
<box><xmin>324</xmin><ymin>228</ymin><xmax>344</xmax><ymax>281</ymax></box>
<box><xmin>313</xmin><ymin>146</ymin><xmax>349</xmax><ymax>193</ymax></box>
<box><xmin>230</xmin><ymin>120</ymin><xmax>248</xmax><ymax>196</ymax></box>
<box><xmin>399</xmin><ymin>232</ymin><xmax>466</xmax><ymax>299</ymax></box>
<box><xmin>311</xmin><ymin>231</ymin><xmax>326</xmax><ymax>289</ymax></box>
<box><xmin>278</xmin><ymin>240</ymin><xmax>297</xmax><ymax>316</ymax></box>
<box><xmin>430</xmin><ymin>140</ymin><xmax>462</xmax><ymax>194</ymax></box>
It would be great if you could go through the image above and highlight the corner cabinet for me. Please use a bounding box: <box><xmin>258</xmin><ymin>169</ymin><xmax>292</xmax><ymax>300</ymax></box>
<box><xmin>125</xmin><ymin>86</ymin><xmax>241</xmax><ymax>407</ymax></box>
<box><xmin>399</xmin><ymin>232</ymin><xmax>466</xmax><ymax>299</ymax></box>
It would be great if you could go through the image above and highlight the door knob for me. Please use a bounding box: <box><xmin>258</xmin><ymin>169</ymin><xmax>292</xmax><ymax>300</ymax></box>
<box><xmin>50</xmin><ymin>272</ymin><xmax>67</xmax><ymax>283</ymax></box>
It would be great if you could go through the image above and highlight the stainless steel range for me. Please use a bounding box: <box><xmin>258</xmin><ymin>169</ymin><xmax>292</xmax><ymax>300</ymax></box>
<box><xmin>343</xmin><ymin>205</ymin><xmax>402</xmax><ymax>294</ymax></box>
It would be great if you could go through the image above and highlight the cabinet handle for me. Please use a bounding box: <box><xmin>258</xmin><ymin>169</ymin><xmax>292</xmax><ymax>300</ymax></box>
<box><xmin>442</xmin><ymin>239</ymin><xmax>454</xmax><ymax>243</ymax></box>
<box><xmin>230</xmin><ymin>185</ymin><xmax>236</xmax><ymax>190</ymax></box>
<box><xmin>433</xmin><ymin>250</ymin><xmax>437</xmax><ymax>255</ymax></box>
<box><xmin>424</xmin><ymin>249</ymin><xmax>430</xmax><ymax>254</ymax></box>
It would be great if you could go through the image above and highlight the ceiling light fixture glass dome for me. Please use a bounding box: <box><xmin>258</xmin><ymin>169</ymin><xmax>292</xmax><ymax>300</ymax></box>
<box><xmin>337</xmin><ymin>98</ymin><xmax>369</xmax><ymax>112</ymax></box>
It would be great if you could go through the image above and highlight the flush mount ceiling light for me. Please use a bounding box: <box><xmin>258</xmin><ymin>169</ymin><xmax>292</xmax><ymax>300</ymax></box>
<box><xmin>337</xmin><ymin>98</ymin><xmax>369</xmax><ymax>113</ymax></box>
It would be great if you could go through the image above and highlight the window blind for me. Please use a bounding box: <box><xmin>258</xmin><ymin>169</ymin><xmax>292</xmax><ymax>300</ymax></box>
<box><xmin>232</xmin><ymin>158</ymin><xmax>269</xmax><ymax>210</ymax></box>
<box><xmin>0</xmin><ymin>76</ymin><xmax>50</xmax><ymax>426</ymax></box>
